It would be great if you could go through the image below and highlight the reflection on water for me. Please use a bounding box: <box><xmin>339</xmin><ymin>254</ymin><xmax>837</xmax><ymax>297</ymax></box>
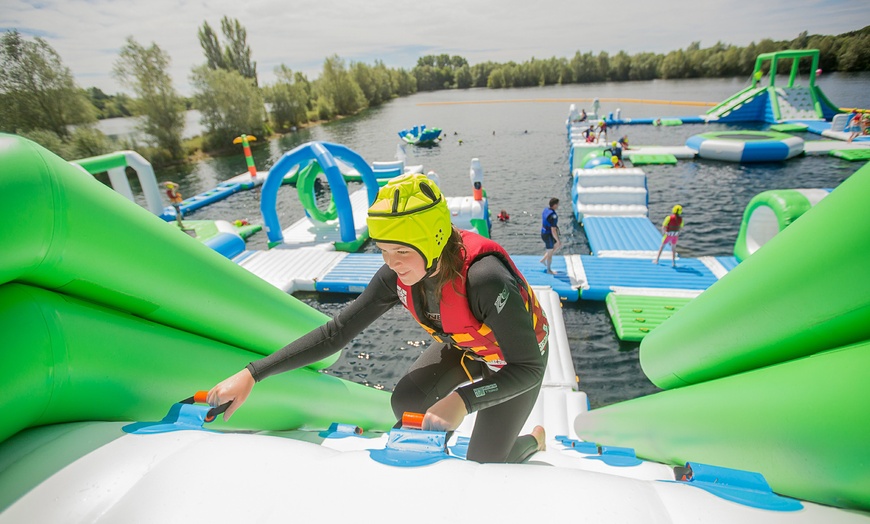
<box><xmin>117</xmin><ymin>76</ymin><xmax>865</xmax><ymax>408</ymax></box>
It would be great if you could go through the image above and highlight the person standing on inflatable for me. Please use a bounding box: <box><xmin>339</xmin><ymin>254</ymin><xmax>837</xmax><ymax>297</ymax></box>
<box><xmin>163</xmin><ymin>181</ymin><xmax>185</xmax><ymax>228</ymax></box>
<box><xmin>207</xmin><ymin>174</ymin><xmax>549</xmax><ymax>463</ymax></box>
<box><xmin>653</xmin><ymin>204</ymin><xmax>684</xmax><ymax>267</ymax></box>
<box><xmin>539</xmin><ymin>197</ymin><xmax>562</xmax><ymax>274</ymax></box>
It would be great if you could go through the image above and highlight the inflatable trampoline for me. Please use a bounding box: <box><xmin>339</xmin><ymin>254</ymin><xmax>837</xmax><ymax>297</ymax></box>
<box><xmin>686</xmin><ymin>131</ymin><xmax>804</xmax><ymax>162</ymax></box>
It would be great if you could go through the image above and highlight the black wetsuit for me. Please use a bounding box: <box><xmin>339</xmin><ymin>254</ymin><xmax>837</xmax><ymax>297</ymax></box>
<box><xmin>247</xmin><ymin>256</ymin><xmax>548</xmax><ymax>463</ymax></box>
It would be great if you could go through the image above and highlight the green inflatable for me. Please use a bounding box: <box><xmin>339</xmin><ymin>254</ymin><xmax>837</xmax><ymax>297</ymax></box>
<box><xmin>576</xmin><ymin>341</ymin><xmax>870</xmax><ymax>510</ymax></box>
<box><xmin>0</xmin><ymin>134</ymin><xmax>395</xmax><ymax>444</ymax></box>
<box><xmin>574</xmin><ymin>161</ymin><xmax>870</xmax><ymax>511</ymax></box>
<box><xmin>641</xmin><ymin>162</ymin><xmax>870</xmax><ymax>389</ymax></box>
<box><xmin>0</xmin><ymin>283</ymin><xmax>393</xmax><ymax>444</ymax></box>
<box><xmin>0</xmin><ymin>134</ymin><xmax>330</xmax><ymax>365</ymax></box>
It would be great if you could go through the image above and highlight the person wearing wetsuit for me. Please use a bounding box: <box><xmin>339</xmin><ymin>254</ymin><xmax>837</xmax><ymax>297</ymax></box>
<box><xmin>208</xmin><ymin>173</ymin><xmax>549</xmax><ymax>464</ymax></box>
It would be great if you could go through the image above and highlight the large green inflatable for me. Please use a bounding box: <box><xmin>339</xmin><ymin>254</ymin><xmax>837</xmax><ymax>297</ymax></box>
<box><xmin>641</xmin><ymin>162</ymin><xmax>870</xmax><ymax>389</ymax></box>
<box><xmin>575</xmin><ymin>161</ymin><xmax>870</xmax><ymax>511</ymax></box>
<box><xmin>0</xmin><ymin>134</ymin><xmax>395</xmax><ymax>444</ymax></box>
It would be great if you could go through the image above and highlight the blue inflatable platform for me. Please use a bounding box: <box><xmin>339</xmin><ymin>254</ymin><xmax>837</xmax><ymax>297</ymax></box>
<box><xmin>580</xmin><ymin>256</ymin><xmax>719</xmax><ymax>301</ymax></box>
<box><xmin>583</xmin><ymin>216</ymin><xmax>668</xmax><ymax>256</ymax></box>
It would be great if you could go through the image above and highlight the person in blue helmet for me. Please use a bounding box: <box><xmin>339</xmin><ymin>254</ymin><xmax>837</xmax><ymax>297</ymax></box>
<box><xmin>207</xmin><ymin>173</ymin><xmax>549</xmax><ymax>464</ymax></box>
<box><xmin>539</xmin><ymin>197</ymin><xmax>562</xmax><ymax>274</ymax></box>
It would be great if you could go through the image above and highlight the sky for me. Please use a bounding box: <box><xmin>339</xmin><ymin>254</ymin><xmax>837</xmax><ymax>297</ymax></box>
<box><xmin>2</xmin><ymin>0</ymin><xmax>868</xmax><ymax>96</ymax></box>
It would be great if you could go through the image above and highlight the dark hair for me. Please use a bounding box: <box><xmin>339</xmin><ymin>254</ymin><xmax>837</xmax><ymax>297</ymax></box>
<box><xmin>549</xmin><ymin>197</ymin><xmax>560</xmax><ymax>208</ymax></box>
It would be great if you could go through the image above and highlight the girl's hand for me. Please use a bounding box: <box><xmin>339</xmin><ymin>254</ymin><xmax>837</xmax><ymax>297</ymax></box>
<box><xmin>207</xmin><ymin>368</ymin><xmax>255</xmax><ymax>421</ymax></box>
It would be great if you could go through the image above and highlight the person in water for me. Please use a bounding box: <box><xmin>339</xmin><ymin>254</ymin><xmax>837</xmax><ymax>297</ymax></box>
<box><xmin>653</xmin><ymin>204</ymin><xmax>684</xmax><ymax>267</ymax></box>
<box><xmin>207</xmin><ymin>174</ymin><xmax>548</xmax><ymax>463</ymax></box>
<box><xmin>539</xmin><ymin>197</ymin><xmax>562</xmax><ymax>274</ymax></box>
<box><xmin>497</xmin><ymin>209</ymin><xmax>510</xmax><ymax>221</ymax></box>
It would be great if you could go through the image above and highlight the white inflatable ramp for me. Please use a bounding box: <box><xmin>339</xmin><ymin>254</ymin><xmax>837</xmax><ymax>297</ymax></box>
<box><xmin>624</xmin><ymin>145</ymin><xmax>698</xmax><ymax>159</ymax></box>
<box><xmin>236</xmin><ymin>247</ymin><xmax>348</xmax><ymax>293</ymax></box>
<box><xmin>803</xmin><ymin>140</ymin><xmax>870</xmax><ymax>155</ymax></box>
<box><xmin>571</xmin><ymin>168</ymin><xmax>649</xmax><ymax>221</ymax></box>
<box><xmin>281</xmin><ymin>187</ymin><xmax>370</xmax><ymax>248</ymax></box>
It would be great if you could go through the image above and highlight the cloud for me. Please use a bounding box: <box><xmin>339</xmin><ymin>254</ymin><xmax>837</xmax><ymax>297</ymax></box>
<box><xmin>2</xmin><ymin>0</ymin><xmax>867</xmax><ymax>96</ymax></box>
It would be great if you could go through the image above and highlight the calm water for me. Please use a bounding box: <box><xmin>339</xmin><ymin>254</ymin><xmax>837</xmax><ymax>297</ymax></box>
<box><xmin>120</xmin><ymin>74</ymin><xmax>867</xmax><ymax>408</ymax></box>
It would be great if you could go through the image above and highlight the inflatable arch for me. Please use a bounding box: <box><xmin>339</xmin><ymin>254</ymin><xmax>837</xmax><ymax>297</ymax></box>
<box><xmin>733</xmin><ymin>188</ymin><xmax>830</xmax><ymax>262</ymax></box>
<box><xmin>261</xmin><ymin>142</ymin><xmax>380</xmax><ymax>246</ymax></box>
<box><xmin>72</xmin><ymin>151</ymin><xmax>163</xmax><ymax>215</ymax></box>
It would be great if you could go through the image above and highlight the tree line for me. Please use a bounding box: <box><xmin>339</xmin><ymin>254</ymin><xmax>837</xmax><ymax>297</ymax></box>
<box><xmin>1</xmin><ymin>22</ymin><xmax>868</xmax><ymax>165</ymax></box>
<box><xmin>411</xmin><ymin>27</ymin><xmax>870</xmax><ymax>90</ymax></box>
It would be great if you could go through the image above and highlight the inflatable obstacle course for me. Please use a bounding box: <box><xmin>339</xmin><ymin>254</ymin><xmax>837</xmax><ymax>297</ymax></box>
<box><xmin>575</xmin><ymin>161</ymin><xmax>870</xmax><ymax>511</ymax></box>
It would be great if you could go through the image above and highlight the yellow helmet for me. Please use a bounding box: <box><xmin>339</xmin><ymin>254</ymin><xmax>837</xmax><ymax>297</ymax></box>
<box><xmin>672</xmin><ymin>204</ymin><xmax>683</xmax><ymax>215</ymax></box>
<box><xmin>367</xmin><ymin>173</ymin><xmax>452</xmax><ymax>269</ymax></box>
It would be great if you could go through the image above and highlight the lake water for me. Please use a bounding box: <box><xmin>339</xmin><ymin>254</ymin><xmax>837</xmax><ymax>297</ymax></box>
<box><xmin>110</xmin><ymin>74</ymin><xmax>868</xmax><ymax>408</ymax></box>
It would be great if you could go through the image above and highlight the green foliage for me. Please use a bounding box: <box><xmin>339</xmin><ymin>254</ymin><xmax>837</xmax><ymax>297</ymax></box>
<box><xmin>0</xmin><ymin>30</ymin><xmax>96</xmax><ymax>137</ymax></box>
<box><xmin>113</xmin><ymin>37</ymin><xmax>186</xmax><ymax>163</ymax></box>
<box><xmin>389</xmin><ymin>68</ymin><xmax>417</xmax><ymax>96</ymax></box>
<box><xmin>87</xmin><ymin>87</ymin><xmax>133</xmax><ymax>119</ymax></box>
<box><xmin>265</xmin><ymin>65</ymin><xmax>309</xmax><ymax>131</ymax></box>
<box><xmin>412</xmin><ymin>26</ymin><xmax>870</xmax><ymax>90</ymax></box>
<box><xmin>413</xmin><ymin>54</ymin><xmax>469</xmax><ymax>91</ymax></box>
<box><xmin>191</xmin><ymin>65</ymin><xmax>265</xmax><ymax>151</ymax></box>
<box><xmin>198</xmin><ymin>17</ymin><xmax>257</xmax><ymax>84</ymax></box>
<box><xmin>198</xmin><ymin>22</ymin><xmax>226</xmax><ymax>71</ymax></box>
<box><xmin>351</xmin><ymin>60</ymin><xmax>395</xmax><ymax>107</ymax></box>
<box><xmin>315</xmin><ymin>55</ymin><xmax>366</xmax><ymax>116</ymax></box>
<box><xmin>19</xmin><ymin>126</ymin><xmax>114</xmax><ymax>160</ymax></box>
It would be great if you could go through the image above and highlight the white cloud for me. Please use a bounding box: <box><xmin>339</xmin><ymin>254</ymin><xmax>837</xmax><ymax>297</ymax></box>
<box><xmin>2</xmin><ymin>0</ymin><xmax>867</xmax><ymax>96</ymax></box>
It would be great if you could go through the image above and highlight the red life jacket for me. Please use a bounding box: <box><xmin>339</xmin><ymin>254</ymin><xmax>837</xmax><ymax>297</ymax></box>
<box><xmin>396</xmin><ymin>230</ymin><xmax>549</xmax><ymax>370</ymax></box>
<box><xmin>166</xmin><ymin>188</ymin><xmax>182</xmax><ymax>204</ymax></box>
<box><xmin>665</xmin><ymin>214</ymin><xmax>683</xmax><ymax>232</ymax></box>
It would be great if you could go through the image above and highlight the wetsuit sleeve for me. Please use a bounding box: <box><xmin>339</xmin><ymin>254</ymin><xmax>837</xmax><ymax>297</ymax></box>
<box><xmin>454</xmin><ymin>256</ymin><xmax>546</xmax><ymax>413</ymax></box>
<box><xmin>246</xmin><ymin>264</ymin><xmax>400</xmax><ymax>381</ymax></box>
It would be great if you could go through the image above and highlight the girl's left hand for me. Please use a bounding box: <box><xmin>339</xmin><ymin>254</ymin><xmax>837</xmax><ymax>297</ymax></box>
<box><xmin>423</xmin><ymin>392</ymin><xmax>468</xmax><ymax>431</ymax></box>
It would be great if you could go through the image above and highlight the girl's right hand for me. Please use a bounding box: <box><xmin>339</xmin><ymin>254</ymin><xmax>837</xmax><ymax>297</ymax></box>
<box><xmin>207</xmin><ymin>368</ymin><xmax>255</xmax><ymax>421</ymax></box>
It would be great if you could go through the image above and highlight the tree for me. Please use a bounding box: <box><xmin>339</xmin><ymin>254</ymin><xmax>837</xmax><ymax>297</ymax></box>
<box><xmin>265</xmin><ymin>65</ymin><xmax>309</xmax><ymax>132</ymax></box>
<box><xmin>0</xmin><ymin>30</ymin><xmax>95</xmax><ymax>137</ymax></box>
<box><xmin>221</xmin><ymin>17</ymin><xmax>257</xmax><ymax>83</ymax></box>
<box><xmin>198</xmin><ymin>22</ymin><xmax>226</xmax><ymax>71</ymax></box>
<box><xmin>316</xmin><ymin>55</ymin><xmax>365</xmax><ymax>116</ymax></box>
<box><xmin>191</xmin><ymin>65</ymin><xmax>265</xmax><ymax>150</ymax></box>
<box><xmin>113</xmin><ymin>36</ymin><xmax>186</xmax><ymax>162</ymax></box>
<box><xmin>198</xmin><ymin>17</ymin><xmax>257</xmax><ymax>84</ymax></box>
